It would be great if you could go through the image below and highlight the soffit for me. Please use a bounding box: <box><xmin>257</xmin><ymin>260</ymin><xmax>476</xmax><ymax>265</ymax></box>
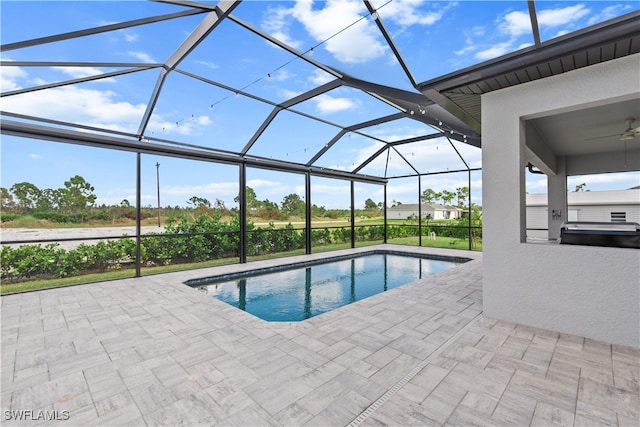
<box><xmin>417</xmin><ymin>11</ymin><xmax>640</xmax><ymax>138</ymax></box>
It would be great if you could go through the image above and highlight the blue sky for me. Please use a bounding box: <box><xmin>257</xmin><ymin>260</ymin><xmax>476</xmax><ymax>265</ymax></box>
<box><xmin>1</xmin><ymin>0</ymin><xmax>638</xmax><ymax>209</ymax></box>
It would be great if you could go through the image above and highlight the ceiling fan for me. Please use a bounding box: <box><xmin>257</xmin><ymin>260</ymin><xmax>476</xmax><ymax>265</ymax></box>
<box><xmin>587</xmin><ymin>118</ymin><xmax>640</xmax><ymax>141</ymax></box>
<box><xmin>619</xmin><ymin>118</ymin><xmax>640</xmax><ymax>140</ymax></box>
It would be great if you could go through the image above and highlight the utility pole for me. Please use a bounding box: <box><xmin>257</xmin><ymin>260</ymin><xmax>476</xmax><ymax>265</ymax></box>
<box><xmin>156</xmin><ymin>162</ymin><xmax>161</xmax><ymax>227</ymax></box>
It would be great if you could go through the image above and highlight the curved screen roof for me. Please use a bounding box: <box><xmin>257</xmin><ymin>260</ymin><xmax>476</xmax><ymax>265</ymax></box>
<box><xmin>1</xmin><ymin>0</ymin><xmax>638</xmax><ymax>181</ymax></box>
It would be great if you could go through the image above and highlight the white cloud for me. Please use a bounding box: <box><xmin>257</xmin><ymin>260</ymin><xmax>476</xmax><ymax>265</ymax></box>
<box><xmin>263</xmin><ymin>0</ymin><xmax>449</xmax><ymax>65</ymax></box>
<box><xmin>538</xmin><ymin>4</ymin><xmax>590</xmax><ymax>28</ymax></box>
<box><xmin>318</xmin><ymin>136</ymin><xmax>383</xmax><ymax>172</ymax></box>
<box><xmin>96</xmin><ymin>187</ymin><xmax>137</xmax><ymax>206</ymax></box>
<box><xmin>128</xmin><ymin>51</ymin><xmax>156</xmax><ymax>63</ymax></box>
<box><xmin>247</xmin><ymin>178</ymin><xmax>281</xmax><ymax>189</ymax></box>
<box><xmin>363</xmin><ymin>124</ymin><xmax>424</xmax><ymax>142</ymax></box>
<box><xmin>354</xmin><ymin>184</ymin><xmax>384</xmax><ymax>199</ymax></box>
<box><xmin>148</xmin><ymin>114</ymin><xmax>212</xmax><ymax>137</ymax></box>
<box><xmin>195</xmin><ymin>60</ymin><xmax>219</xmax><ymax>70</ymax></box>
<box><xmin>350</xmin><ymin>140</ymin><xmax>385</xmax><ymax>165</ymax></box>
<box><xmin>97</xmin><ymin>21</ymin><xmax>139</xmax><ymax>43</ymax></box>
<box><xmin>309</xmin><ymin>69</ymin><xmax>334</xmax><ymax>85</ymax></box>
<box><xmin>197</xmin><ymin>116</ymin><xmax>211</xmax><ymax>126</ymax></box>
<box><xmin>0</xmin><ymin>63</ymin><xmax>27</xmax><ymax>91</ymax></box>
<box><xmin>314</xmin><ymin>94</ymin><xmax>358</xmax><ymax>114</ymax></box>
<box><xmin>468</xmin><ymin>4</ymin><xmax>593</xmax><ymax>63</ymax></box>
<box><xmin>106</xmin><ymin>187</ymin><xmax>135</xmax><ymax>196</ymax></box>
<box><xmin>499</xmin><ymin>4</ymin><xmax>591</xmax><ymax>38</ymax></box>
<box><xmin>567</xmin><ymin>172</ymin><xmax>640</xmax><ymax>191</ymax></box>
<box><xmin>2</xmin><ymin>85</ymin><xmax>147</xmax><ymax>133</ymax></box>
<box><xmin>309</xmin><ymin>182</ymin><xmax>353</xmax><ymax>208</ymax></box>
<box><xmin>124</xmin><ymin>32</ymin><xmax>138</xmax><ymax>43</ymax></box>
<box><xmin>499</xmin><ymin>10</ymin><xmax>531</xmax><ymax>37</ymax></box>
<box><xmin>279</xmin><ymin>88</ymin><xmax>302</xmax><ymax>100</ymax></box>
<box><xmin>272</xmin><ymin>69</ymin><xmax>295</xmax><ymax>82</ymax></box>
<box><xmin>261</xmin><ymin>5</ymin><xmax>303</xmax><ymax>49</ymax></box>
<box><xmin>475</xmin><ymin>41</ymin><xmax>515</xmax><ymax>61</ymax></box>
<box><xmin>95</xmin><ymin>195</ymin><xmax>137</xmax><ymax>206</ymax></box>
<box><xmin>29</xmin><ymin>153</ymin><xmax>42</xmax><ymax>159</ymax></box>
<box><xmin>450</xmin><ymin>140</ymin><xmax>482</xmax><ymax>169</ymax></box>
<box><xmin>311</xmin><ymin>182</ymin><xmax>350</xmax><ymax>195</ymax></box>
<box><xmin>373</xmin><ymin>0</ymin><xmax>450</xmax><ymax>27</ymax></box>
<box><xmin>52</xmin><ymin>66</ymin><xmax>115</xmax><ymax>82</ymax></box>
<box><xmin>469</xmin><ymin>26</ymin><xmax>485</xmax><ymax>38</ymax></box>
<box><xmin>454</xmin><ymin>44</ymin><xmax>476</xmax><ymax>56</ymax></box>
<box><xmin>454</xmin><ymin>26</ymin><xmax>486</xmax><ymax>57</ymax></box>
<box><xmin>3</xmin><ymin>65</ymin><xmax>213</xmax><ymax>138</ymax></box>
<box><xmin>526</xmin><ymin>176</ymin><xmax>548</xmax><ymax>193</ymax></box>
<box><xmin>516</xmin><ymin>42</ymin><xmax>534</xmax><ymax>51</ymax></box>
<box><xmin>246</xmin><ymin>178</ymin><xmax>294</xmax><ymax>200</ymax></box>
<box><xmin>345</xmin><ymin>143</ymin><xmax>405</xmax><ymax>174</ymax></box>
<box><xmin>588</xmin><ymin>4</ymin><xmax>633</xmax><ymax>25</ymax></box>
<box><xmin>292</xmin><ymin>0</ymin><xmax>387</xmax><ymax>64</ymax></box>
<box><xmin>163</xmin><ymin>181</ymin><xmax>238</xmax><ymax>197</ymax></box>
<box><xmin>29</xmin><ymin>77</ymin><xmax>47</xmax><ymax>85</ymax></box>
<box><xmin>386</xmin><ymin>180</ymin><xmax>418</xmax><ymax>199</ymax></box>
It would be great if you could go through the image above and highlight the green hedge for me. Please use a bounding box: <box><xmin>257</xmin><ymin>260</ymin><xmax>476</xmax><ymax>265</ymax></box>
<box><xmin>1</xmin><ymin>216</ymin><xmax>479</xmax><ymax>282</ymax></box>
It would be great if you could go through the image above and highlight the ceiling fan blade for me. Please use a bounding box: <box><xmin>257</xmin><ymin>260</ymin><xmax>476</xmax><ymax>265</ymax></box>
<box><xmin>584</xmin><ymin>119</ymin><xmax>638</xmax><ymax>142</ymax></box>
<box><xmin>584</xmin><ymin>133</ymin><xmax>620</xmax><ymax>141</ymax></box>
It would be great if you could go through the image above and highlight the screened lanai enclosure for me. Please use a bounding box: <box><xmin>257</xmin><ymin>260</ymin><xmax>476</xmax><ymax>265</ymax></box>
<box><xmin>2</xmin><ymin>1</ymin><xmax>638</xmax><ymax>285</ymax></box>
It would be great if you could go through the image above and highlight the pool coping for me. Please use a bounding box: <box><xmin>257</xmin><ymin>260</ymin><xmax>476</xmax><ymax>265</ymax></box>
<box><xmin>183</xmin><ymin>247</ymin><xmax>474</xmax><ymax>287</ymax></box>
<box><xmin>173</xmin><ymin>244</ymin><xmax>481</xmax><ymax>328</ymax></box>
<box><xmin>184</xmin><ymin>247</ymin><xmax>474</xmax><ymax>323</ymax></box>
<box><xmin>175</xmin><ymin>244</ymin><xmax>480</xmax><ymax>281</ymax></box>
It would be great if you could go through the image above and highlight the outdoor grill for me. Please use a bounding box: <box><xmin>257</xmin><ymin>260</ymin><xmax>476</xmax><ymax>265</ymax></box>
<box><xmin>560</xmin><ymin>222</ymin><xmax>640</xmax><ymax>249</ymax></box>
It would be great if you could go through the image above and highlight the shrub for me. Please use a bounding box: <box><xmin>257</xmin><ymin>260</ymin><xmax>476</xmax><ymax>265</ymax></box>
<box><xmin>32</xmin><ymin>211</ymin><xmax>74</xmax><ymax>223</ymax></box>
<box><xmin>331</xmin><ymin>227</ymin><xmax>349</xmax><ymax>243</ymax></box>
<box><xmin>0</xmin><ymin>213</ymin><xmax>21</xmax><ymax>223</ymax></box>
<box><xmin>1</xmin><ymin>243</ymin><xmax>64</xmax><ymax>279</ymax></box>
<box><xmin>312</xmin><ymin>228</ymin><xmax>332</xmax><ymax>246</ymax></box>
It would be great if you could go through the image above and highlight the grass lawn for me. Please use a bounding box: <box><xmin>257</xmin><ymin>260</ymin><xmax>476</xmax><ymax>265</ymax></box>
<box><xmin>0</xmin><ymin>258</ymin><xmax>238</xmax><ymax>295</ymax></box>
<box><xmin>388</xmin><ymin>235</ymin><xmax>481</xmax><ymax>250</ymax></box>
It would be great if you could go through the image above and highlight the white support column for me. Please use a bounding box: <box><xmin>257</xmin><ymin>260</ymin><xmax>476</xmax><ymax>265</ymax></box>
<box><xmin>547</xmin><ymin>156</ymin><xmax>567</xmax><ymax>240</ymax></box>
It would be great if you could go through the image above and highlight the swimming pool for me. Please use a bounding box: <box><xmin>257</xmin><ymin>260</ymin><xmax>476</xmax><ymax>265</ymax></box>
<box><xmin>187</xmin><ymin>251</ymin><xmax>468</xmax><ymax>322</ymax></box>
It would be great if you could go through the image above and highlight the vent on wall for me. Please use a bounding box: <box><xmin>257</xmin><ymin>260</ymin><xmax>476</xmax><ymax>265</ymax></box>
<box><xmin>611</xmin><ymin>212</ymin><xmax>627</xmax><ymax>222</ymax></box>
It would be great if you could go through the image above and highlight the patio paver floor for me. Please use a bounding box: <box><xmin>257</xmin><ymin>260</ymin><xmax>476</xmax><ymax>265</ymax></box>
<box><xmin>1</xmin><ymin>245</ymin><xmax>638</xmax><ymax>426</ymax></box>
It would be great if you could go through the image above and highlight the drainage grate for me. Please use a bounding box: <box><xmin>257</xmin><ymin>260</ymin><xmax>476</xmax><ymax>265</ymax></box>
<box><xmin>346</xmin><ymin>312</ymin><xmax>483</xmax><ymax>427</ymax></box>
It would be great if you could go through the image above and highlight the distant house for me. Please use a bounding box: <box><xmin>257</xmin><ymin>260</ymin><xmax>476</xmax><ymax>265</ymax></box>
<box><xmin>387</xmin><ymin>203</ymin><xmax>464</xmax><ymax>220</ymax></box>
<box><xmin>526</xmin><ymin>188</ymin><xmax>640</xmax><ymax>239</ymax></box>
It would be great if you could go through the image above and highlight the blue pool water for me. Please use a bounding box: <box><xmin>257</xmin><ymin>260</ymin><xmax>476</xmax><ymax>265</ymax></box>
<box><xmin>189</xmin><ymin>252</ymin><xmax>464</xmax><ymax>322</ymax></box>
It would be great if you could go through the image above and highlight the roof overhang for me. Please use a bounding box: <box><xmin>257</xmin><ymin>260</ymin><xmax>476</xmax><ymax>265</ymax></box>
<box><xmin>417</xmin><ymin>10</ymin><xmax>640</xmax><ymax>140</ymax></box>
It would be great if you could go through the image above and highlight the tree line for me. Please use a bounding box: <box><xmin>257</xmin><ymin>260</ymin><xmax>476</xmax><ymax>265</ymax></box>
<box><xmin>2</xmin><ymin>176</ymin><xmax>100</xmax><ymax>223</ymax></box>
<box><xmin>0</xmin><ymin>176</ymin><xmax>384</xmax><ymax>224</ymax></box>
<box><xmin>1</xmin><ymin>175</ymin><xmax>478</xmax><ymax>226</ymax></box>
<box><xmin>420</xmin><ymin>186</ymin><xmax>470</xmax><ymax>207</ymax></box>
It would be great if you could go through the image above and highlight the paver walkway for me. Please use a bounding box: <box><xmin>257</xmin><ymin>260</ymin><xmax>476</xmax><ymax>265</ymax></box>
<box><xmin>1</xmin><ymin>245</ymin><xmax>638</xmax><ymax>426</ymax></box>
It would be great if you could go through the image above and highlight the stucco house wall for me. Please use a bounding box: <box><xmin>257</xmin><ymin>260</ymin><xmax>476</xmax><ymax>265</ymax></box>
<box><xmin>567</xmin><ymin>189</ymin><xmax>640</xmax><ymax>223</ymax></box>
<box><xmin>387</xmin><ymin>203</ymin><xmax>463</xmax><ymax>220</ymax></box>
<box><xmin>526</xmin><ymin>189</ymin><xmax>640</xmax><ymax>239</ymax></box>
<box><xmin>386</xmin><ymin>204</ymin><xmax>424</xmax><ymax>220</ymax></box>
<box><xmin>482</xmin><ymin>54</ymin><xmax>640</xmax><ymax>348</ymax></box>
